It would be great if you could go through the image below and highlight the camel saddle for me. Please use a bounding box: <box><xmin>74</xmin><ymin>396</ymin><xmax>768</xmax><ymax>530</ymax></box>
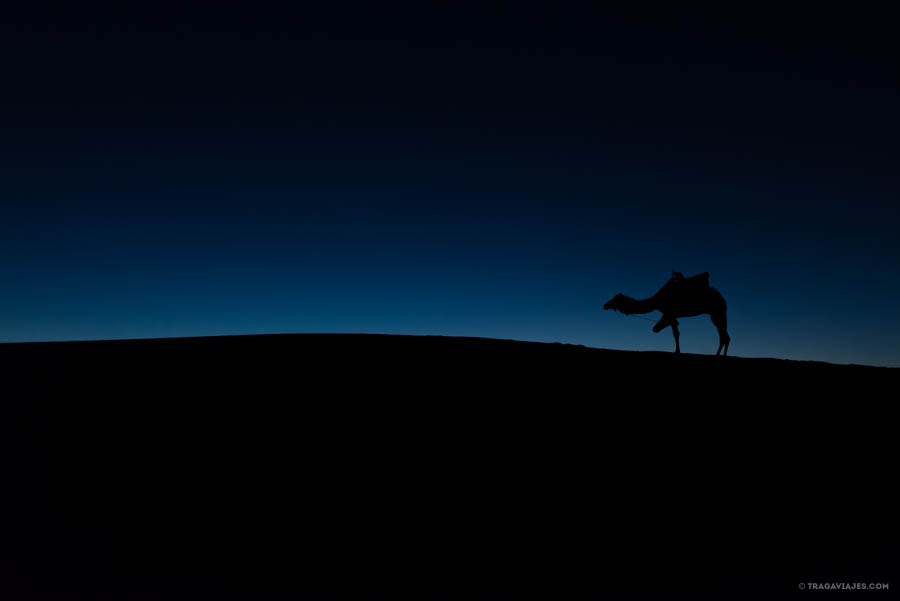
<box><xmin>658</xmin><ymin>271</ymin><xmax>710</xmax><ymax>299</ymax></box>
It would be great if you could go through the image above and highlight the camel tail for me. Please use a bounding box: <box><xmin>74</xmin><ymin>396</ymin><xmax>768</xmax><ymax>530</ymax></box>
<box><xmin>711</xmin><ymin>286</ymin><xmax>727</xmax><ymax>310</ymax></box>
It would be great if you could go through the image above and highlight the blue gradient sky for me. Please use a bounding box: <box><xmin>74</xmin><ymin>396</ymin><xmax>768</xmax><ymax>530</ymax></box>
<box><xmin>2</xmin><ymin>2</ymin><xmax>898</xmax><ymax>365</ymax></box>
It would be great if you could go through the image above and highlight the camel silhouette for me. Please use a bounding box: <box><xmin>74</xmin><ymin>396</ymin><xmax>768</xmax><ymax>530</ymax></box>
<box><xmin>604</xmin><ymin>272</ymin><xmax>730</xmax><ymax>355</ymax></box>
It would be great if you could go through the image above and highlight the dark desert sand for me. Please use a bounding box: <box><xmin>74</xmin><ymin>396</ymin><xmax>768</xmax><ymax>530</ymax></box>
<box><xmin>2</xmin><ymin>334</ymin><xmax>896</xmax><ymax>599</ymax></box>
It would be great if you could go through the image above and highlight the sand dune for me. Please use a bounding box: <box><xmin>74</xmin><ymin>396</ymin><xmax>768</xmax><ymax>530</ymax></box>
<box><xmin>2</xmin><ymin>334</ymin><xmax>896</xmax><ymax>599</ymax></box>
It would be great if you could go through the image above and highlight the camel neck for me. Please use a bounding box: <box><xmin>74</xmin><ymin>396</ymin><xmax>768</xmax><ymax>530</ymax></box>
<box><xmin>623</xmin><ymin>296</ymin><xmax>658</xmax><ymax>315</ymax></box>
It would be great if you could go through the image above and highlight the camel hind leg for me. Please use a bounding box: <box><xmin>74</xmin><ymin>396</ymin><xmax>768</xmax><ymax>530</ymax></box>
<box><xmin>671</xmin><ymin>321</ymin><xmax>680</xmax><ymax>354</ymax></box>
<box><xmin>711</xmin><ymin>311</ymin><xmax>730</xmax><ymax>356</ymax></box>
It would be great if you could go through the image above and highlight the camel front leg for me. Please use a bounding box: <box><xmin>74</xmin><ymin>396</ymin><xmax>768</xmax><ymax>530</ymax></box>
<box><xmin>653</xmin><ymin>315</ymin><xmax>681</xmax><ymax>353</ymax></box>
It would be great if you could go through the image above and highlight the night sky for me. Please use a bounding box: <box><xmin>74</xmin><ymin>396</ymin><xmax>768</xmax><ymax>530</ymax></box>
<box><xmin>2</xmin><ymin>2</ymin><xmax>898</xmax><ymax>365</ymax></box>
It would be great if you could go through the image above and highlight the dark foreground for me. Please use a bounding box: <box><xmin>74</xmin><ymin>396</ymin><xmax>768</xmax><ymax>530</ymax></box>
<box><xmin>2</xmin><ymin>334</ymin><xmax>897</xmax><ymax>599</ymax></box>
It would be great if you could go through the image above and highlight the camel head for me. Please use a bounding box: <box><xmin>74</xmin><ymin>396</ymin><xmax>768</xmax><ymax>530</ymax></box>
<box><xmin>604</xmin><ymin>294</ymin><xmax>626</xmax><ymax>312</ymax></box>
